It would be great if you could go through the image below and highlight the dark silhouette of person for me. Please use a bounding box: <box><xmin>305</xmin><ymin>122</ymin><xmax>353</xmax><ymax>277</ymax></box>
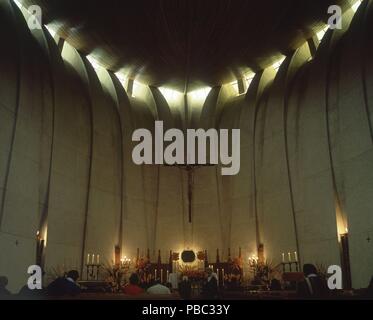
<box><xmin>122</xmin><ymin>273</ymin><xmax>144</xmax><ymax>295</ymax></box>
<box><xmin>47</xmin><ymin>270</ymin><xmax>81</xmax><ymax>297</ymax></box>
<box><xmin>0</xmin><ymin>276</ymin><xmax>11</xmax><ymax>298</ymax></box>
<box><xmin>179</xmin><ymin>276</ymin><xmax>192</xmax><ymax>299</ymax></box>
<box><xmin>270</xmin><ymin>278</ymin><xmax>282</xmax><ymax>291</ymax></box>
<box><xmin>297</xmin><ymin>264</ymin><xmax>329</xmax><ymax>299</ymax></box>
<box><xmin>364</xmin><ymin>276</ymin><xmax>373</xmax><ymax>299</ymax></box>
<box><xmin>18</xmin><ymin>270</ymin><xmax>46</xmax><ymax>300</ymax></box>
<box><xmin>202</xmin><ymin>268</ymin><xmax>218</xmax><ymax>299</ymax></box>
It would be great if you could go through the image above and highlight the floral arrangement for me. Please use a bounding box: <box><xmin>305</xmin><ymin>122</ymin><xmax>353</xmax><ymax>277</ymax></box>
<box><xmin>250</xmin><ymin>260</ymin><xmax>278</xmax><ymax>285</ymax></box>
<box><xmin>102</xmin><ymin>261</ymin><xmax>129</xmax><ymax>292</ymax></box>
<box><xmin>136</xmin><ymin>257</ymin><xmax>151</xmax><ymax>273</ymax></box>
<box><xmin>179</xmin><ymin>265</ymin><xmax>205</xmax><ymax>281</ymax></box>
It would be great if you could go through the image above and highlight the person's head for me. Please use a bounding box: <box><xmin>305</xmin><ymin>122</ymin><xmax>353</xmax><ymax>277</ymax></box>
<box><xmin>129</xmin><ymin>273</ymin><xmax>140</xmax><ymax>285</ymax></box>
<box><xmin>153</xmin><ymin>278</ymin><xmax>161</xmax><ymax>285</ymax></box>
<box><xmin>303</xmin><ymin>264</ymin><xmax>318</xmax><ymax>276</ymax></box>
<box><xmin>66</xmin><ymin>270</ymin><xmax>79</xmax><ymax>282</ymax></box>
<box><xmin>0</xmin><ymin>276</ymin><xmax>8</xmax><ymax>288</ymax></box>
<box><xmin>182</xmin><ymin>276</ymin><xmax>188</xmax><ymax>282</ymax></box>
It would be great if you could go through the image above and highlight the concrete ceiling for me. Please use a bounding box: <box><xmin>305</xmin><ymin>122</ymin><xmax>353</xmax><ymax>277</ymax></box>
<box><xmin>24</xmin><ymin>0</ymin><xmax>349</xmax><ymax>91</ymax></box>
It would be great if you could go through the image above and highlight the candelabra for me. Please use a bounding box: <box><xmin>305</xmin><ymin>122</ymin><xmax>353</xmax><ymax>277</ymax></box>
<box><xmin>281</xmin><ymin>261</ymin><xmax>299</xmax><ymax>272</ymax></box>
<box><xmin>120</xmin><ymin>256</ymin><xmax>131</xmax><ymax>271</ymax></box>
<box><xmin>248</xmin><ymin>256</ymin><xmax>259</xmax><ymax>276</ymax></box>
<box><xmin>86</xmin><ymin>263</ymin><xmax>101</xmax><ymax>280</ymax></box>
<box><xmin>281</xmin><ymin>252</ymin><xmax>299</xmax><ymax>272</ymax></box>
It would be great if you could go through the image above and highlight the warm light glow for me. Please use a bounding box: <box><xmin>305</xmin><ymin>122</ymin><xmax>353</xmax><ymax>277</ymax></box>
<box><xmin>188</xmin><ymin>87</ymin><xmax>211</xmax><ymax>103</ymax></box>
<box><xmin>345</xmin><ymin>227</ymin><xmax>349</xmax><ymax>233</ymax></box>
<box><xmin>230</xmin><ymin>81</ymin><xmax>240</xmax><ymax>95</ymax></box>
<box><xmin>245</xmin><ymin>73</ymin><xmax>255</xmax><ymax>89</ymax></box>
<box><xmin>316</xmin><ymin>25</ymin><xmax>329</xmax><ymax>42</ymax></box>
<box><xmin>45</xmin><ymin>24</ymin><xmax>57</xmax><ymax>38</ymax></box>
<box><xmin>13</xmin><ymin>0</ymin><xmax>23</xmax><ymax>10</ymax></box>
<box><xmin>132</xmin><ymin>80</ymin><xmax>148</xmax><ymax>98</ymax></box>
<box><xmin>271</xmin><ymin>55</ymin><xmax>286</xmax><ymax>71</ymax></box>
<box><xmin>352</xmin><ymin>0</ymin><xmax>363</xmax><ymax>13</ymax></box>
<box><xmin>159</xmin><ymin>87</ymin><xmax>183</xmax><ymax>103</ymax></box>
<box><xmin>115</xmin><ymin>72</ymin><xmax>129</xmax><ymax>90</ymax></box>
<box><xmin>86</xmin><ymin>55</ymin><xmax>102</xmax><ymax>71</ymax></box>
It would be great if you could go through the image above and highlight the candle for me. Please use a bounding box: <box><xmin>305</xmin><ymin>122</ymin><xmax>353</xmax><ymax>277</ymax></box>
<box><xmin>294</xmin><ymin>251</ymin><xmax>298</xmax><ymax>262</ymax></box>
<box><xmin>92</xmin><ymin>254</ymin><xmax>95</xmax><ymax>265</ymax></box>
<box><xmin>161</xmin><ymin>269</ymin><xmax>163</xmax><ymax>283</ymax></box>
<box><xmin>216</xmin><ymin>268</ymin><xmax>219</xmax><ymax>285</ymax></box>
<box><xmin>288</xmin><ymin>252</ymin><xmax>291</xmax><ymax>262</ymax></box>
<box><xmin>167</xmin><ymin>270</ymin><xmax>169</xmax><ymax>282</ymax></box>
<box><xmin>282</xmin><ymin>253</ymin><xmax>285</xmax><ymax>263</ymax></box>
<box><xmin>155</xmin><ymin>269</ymin><xmax>157</xmax><ymax>279</ymax></box>
<box><xmin>87</xmin><ymin>254</ymin><xmax>90</xmax><ymax>265</ymax></box>
<box><xmin>97</xmin><ymin>254</ymin><xmax>100</xmax><ymax>264</ymax></box>
<box><xmin>222</xmin><ymin>268</ymin><xmax>225</xmax><ymax>286</ymax></box>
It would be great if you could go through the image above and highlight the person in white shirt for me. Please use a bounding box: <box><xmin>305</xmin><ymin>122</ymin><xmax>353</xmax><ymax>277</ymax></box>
<box><xmin>147</xmin><ymin>279</ymin><xmax>171</xmax><ymax>295</ymax></box>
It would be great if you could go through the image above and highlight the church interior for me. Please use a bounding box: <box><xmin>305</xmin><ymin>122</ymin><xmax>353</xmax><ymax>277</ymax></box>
<box><xmin>0</xmin><ymin>0</ymin><xmax>373</xmax><ymax>299</ymax></box>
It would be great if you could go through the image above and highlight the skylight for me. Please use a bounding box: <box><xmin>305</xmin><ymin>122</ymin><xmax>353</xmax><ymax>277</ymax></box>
<box><xmin>271</xmin><ymin>55</ymin><xmax>286</xmax><ymax>71</ymax></box>
<box><xmin>188</xmin><ymin>87</ymin><xmax>211</xmax><ymax>102</ymax></box>
<box><xmin>352</xmin><ymin>0</ymin><xmax>363</xmax><ymax>13</ymax></box>
<box><xmin>86</xmin><ymin>55</ymin><xmax>102</xmax><ymax>71</ymax></box>
<box><xmin>159</xmin><ymin>87</ymin><xmax>183</xmax><ymax>103</ymax></box>
<box><xmin>316</xmin><ymin>25</ymin><xmax>329</xmax><ymax>42</ymax></box>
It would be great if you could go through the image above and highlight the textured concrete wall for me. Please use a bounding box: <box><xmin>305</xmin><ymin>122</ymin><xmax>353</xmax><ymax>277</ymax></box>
<box><xmin>1</xmin><ymin>0</ymin><xmax>373</xmax><ymax>292</ymax></box>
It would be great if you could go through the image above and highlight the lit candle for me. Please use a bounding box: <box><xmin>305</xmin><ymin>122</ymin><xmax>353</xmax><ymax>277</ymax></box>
<box><xmin>97</xmin><ymin>254</ymin><xmax>100</xmax><ymax>264</ymax></box>
<box><xmin>288</xmin><ymin>252</ymin><xmax>291</xmax><ymax>262</ymax></box>
<box><xmin>155</xmin><ymin>269</ymin><xmax>157</xmax><ymax>279</ymax></box>
<box><xmin>167</xmin><ymin>270</ymin><xmax>169</xmax><ymax>282</ymax></box>
<box><xmin>282</xmin><ymin>253</ymin><xmax>285</xmax><ymax>263</ymax></box>
<box><xmin>92</xmin><ymin>254</ymin><xmax>95</xmax><ymax>265</ymax></box>
<box><xmin>87</xmin><ymin>254</ymin><xmax>90</xmax><ymax>265</ymax></box>
<box><xmin>294</xmin><ymin>251</ymin><xmax>298</xmax><ymax>262</ymax></box>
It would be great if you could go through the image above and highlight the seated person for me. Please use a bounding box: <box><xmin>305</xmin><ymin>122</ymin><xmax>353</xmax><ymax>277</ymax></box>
<box><xmin>18</xmin><ymin>270</ymin><xmax>46</xmax><ymax>299</ymax></box>
<box><xmin>270</xmin><ymin>278</ymin><xmax>282</xmax><ymax>291</ymax></box>
<box><xmin>147</xmin><ymin>279</ymin><xmax>171</xmax><ymax>295</ymax></box>
<box><xmin>47</xmin><ymin>270</ymin><xmax>81</xmax><ymax>297</ymax></box>
<box><xmin>297</xmin><ymin>264</ymin><xmax>329</xmax><ymax>299</ymax></box>
<box><xmin>122</xmin><ymin>273</ymin><xmax>144</xmax><ymax>295</ymax></box>
<box><xmin>364</xmin><ymin>276</ymin><xmax>373</xmax><ymax>299</ymax></box>
<box><xmin>202</xmin><ymin>268</ymin><xmax>219</xmax><ymax>299</ymax></box>
<box><xmin>178</xmin><ymin>276</ymin><xmax>192</xmax><ymax>300</ymax></box>
<box><xmin>0</xmin><ymin>276</ymin><xmax>11</xmax><ymax>298</ymax></box>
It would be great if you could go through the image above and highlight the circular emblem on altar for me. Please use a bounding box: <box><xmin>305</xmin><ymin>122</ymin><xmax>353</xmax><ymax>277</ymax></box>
<box><xmin>181</xmin><ymin>250</ymin><xmax>196</xmax><ymax>263</ymax></box>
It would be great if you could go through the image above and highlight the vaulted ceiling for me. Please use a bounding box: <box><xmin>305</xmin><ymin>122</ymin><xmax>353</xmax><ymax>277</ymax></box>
<box><xmin>24</xmin><ymin>0</ymin><xmax>349</xmax><ymax>91</ymax></box>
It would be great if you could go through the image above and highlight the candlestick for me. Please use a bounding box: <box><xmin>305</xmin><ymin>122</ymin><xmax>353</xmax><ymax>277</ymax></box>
<box><xmin>222</xmin><ymin>268</ymin><xmax>225</xmax><ymax>286</ymax></box>
<box><xmin>288</xmin><ymin>252</ymin><xmax>291</xmax><ymax>262</ymax></box>
<box><xmin>294</xmin><ymin>251</ymin><xmax>298</xmax><ymax>262</ymax></box>
<box><xmin>282</xmin><ymin>253</ymin><xmax>285</xmax><ymax>263</ymax></box>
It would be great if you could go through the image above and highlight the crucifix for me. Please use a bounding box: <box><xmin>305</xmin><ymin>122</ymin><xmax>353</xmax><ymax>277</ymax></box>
<box><xmin>169</xmin><ymin>164</ymin><xmax>215</xmax><ymax>223</ymax></box>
